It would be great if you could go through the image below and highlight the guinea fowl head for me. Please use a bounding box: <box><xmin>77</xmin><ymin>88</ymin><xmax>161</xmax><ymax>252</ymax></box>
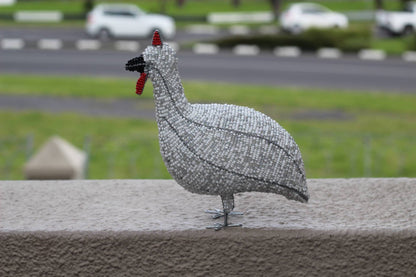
<box><xmin>125</xmin><ymin>30</ymin><xmax>178</xmax><ymax>95</ymax></box>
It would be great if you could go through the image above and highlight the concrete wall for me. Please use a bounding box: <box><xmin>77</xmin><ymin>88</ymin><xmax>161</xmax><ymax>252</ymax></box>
<box><xmin>1</xmin><ymin>179</ymin><xmax>416</xmax><ymax>276</ymax></box>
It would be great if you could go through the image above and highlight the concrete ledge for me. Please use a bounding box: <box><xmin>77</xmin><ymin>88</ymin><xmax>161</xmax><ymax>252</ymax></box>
<box><xmin>1</xmin><ymin>178</ymin><xmax>416</xmax><ymax>275</ymax></box>
<box><xmin>2</xmin><ymin>229</ymin><xmax>415</xmax><ymax>276</ymax></box>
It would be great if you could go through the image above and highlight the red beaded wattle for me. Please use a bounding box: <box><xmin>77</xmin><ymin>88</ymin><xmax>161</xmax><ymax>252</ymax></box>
<box><xmin>136</xmin><ymin>72</ymin><xmax>147</xmax><ymax>95</ymax></box>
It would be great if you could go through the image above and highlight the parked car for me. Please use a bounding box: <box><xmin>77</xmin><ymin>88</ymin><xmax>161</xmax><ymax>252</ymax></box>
<box><xmin>86</xmin><ymin>4</ymin><xmax>175</xmax><ymax>39</ymax></box>
<box><xmin>280</xmin><ymin>3</ymin><xmax>349</xmax><ymax>34</ymax></box>
<box><xmin>376</xmin><ymin>2</ymin><xmax>416</xmax><ymax>36</ymax></box>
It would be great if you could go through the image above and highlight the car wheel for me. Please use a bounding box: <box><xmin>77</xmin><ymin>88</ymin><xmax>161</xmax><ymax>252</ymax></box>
<box><xmin>98</xmin><ymin>28</ymin><xmax>112</xmax><ymax>40</ymax></box>
<box><xmin>403</xmin><ymin>25</ymin><xmax>414</xmax><ymax>36</ymax></box>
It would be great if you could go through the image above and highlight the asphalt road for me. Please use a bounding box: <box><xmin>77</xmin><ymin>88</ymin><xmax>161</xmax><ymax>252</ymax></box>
<box><xmin>1</xmin><ymin>48</ymin><xmax>415</xmax><ymax>93</ymax></box>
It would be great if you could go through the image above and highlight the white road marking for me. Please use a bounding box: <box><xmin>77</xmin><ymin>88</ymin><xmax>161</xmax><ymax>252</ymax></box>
<box><xmin>38</xmin><ymin>39</ymin><xmax>63</xmax><ymax>50</ymax></box>
<box><xmin>193</xmin><ymin>43</ymin><xmax>219</xmax><ymax>55</ymax></box>
<box><xmin>233</xmin><ymin>45</ymin><xmax>260</xmax><ymax>56</ymax></box>
<box><xmin>274</xmin><ymin>46</ymin><xmax>301</xmax><ymax>57</ymax></box>
<box><xmin>76</xmin><ymin>40</ymin><xmax>101</xmax><ymax>50</ymax></box>
<box><xmin>1</xmin><ymin>38</ymin><xmax>24</xmax><ymax>49</ymax></box>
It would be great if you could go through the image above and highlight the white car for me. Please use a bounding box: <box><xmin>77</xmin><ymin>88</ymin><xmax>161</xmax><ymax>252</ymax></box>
<box><xmin>376</xmin><ymin>2</ymin><xmax>416</xmax><ymax>36</ymax></box>
<box><xmin>86</xmin><ymin>4</ymin><xmax>176</xmax><ymax>39</ymax></box>
<box><xmin>280</xmin><ymin>3</ymin><xmax>349</xmax><ymax>34</ymax></box>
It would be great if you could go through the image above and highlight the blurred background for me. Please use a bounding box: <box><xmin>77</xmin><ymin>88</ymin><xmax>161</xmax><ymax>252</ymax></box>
<box><xmin>0</xmin><ymin>0</ymin><xmax>415</xmax><ymax>180</ymax></box>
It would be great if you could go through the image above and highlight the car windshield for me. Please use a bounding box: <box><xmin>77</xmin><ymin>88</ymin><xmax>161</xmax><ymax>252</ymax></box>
<box><xmin>103</xmin><ymin>10</ymin><xmax>136</xmax><ymax>17</ymax></box>
<box><xmin>301</xmin><ymin>4</ymin><xmax>329</xmax><ymax>14</ymax></box>
<box><xmin>404</xmin><ymin>3</ymin><xmax>416</xmax><ymax>12</ymax></box>
<box><xmin>101</xmin><ymin>5</ymin><xmax>145</xmax><ymax>16</ymax></box>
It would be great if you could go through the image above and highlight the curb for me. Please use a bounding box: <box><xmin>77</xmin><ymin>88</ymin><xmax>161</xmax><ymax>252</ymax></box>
<box><xmin>193</xmin><ymin>42</ymin><xmax>416</xmax><ymax>62</ymax></box>
<box><xmin>232</xmin><ymin>44</ymin><xmax>260</xmax><ymax>56</ymax></box>
<box><xmin>273</xmin><ymin>46</ymin><xmax>301</xmax><ymax>57</ymax></box>
<box><xmin>2</xmin><ymin>38</ymin><xmax>416</xmax><ymax>62</ymax></box>
<box><xmin>192</xmin><ymin>43</ymin><xmax>219</xmax><ymax>54</ymax></box>
<box><xmin>358</xmin><ymin>49</ymin><xmax>386</xmax><ymax>60</ymax></box>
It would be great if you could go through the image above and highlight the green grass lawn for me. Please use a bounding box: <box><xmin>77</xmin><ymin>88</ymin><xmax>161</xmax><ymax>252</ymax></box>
<box><xmin>0</xmin><ymin>74</ymin><xmax>415</xmax><ymax>180</ymax></box>
<box><xmin>0</xmin><ymin>0</ymin><xmax>403</xmax><ymax>14</ymax></box>
<box><xmin>371</xmin><ymin>36</ymin><xmax>415</xmax><ymax>55</ymax></box>
<box><xmin>0</xmin><ymin>112</ymin><xmax>164</xmax><ymax>180</ymax></box>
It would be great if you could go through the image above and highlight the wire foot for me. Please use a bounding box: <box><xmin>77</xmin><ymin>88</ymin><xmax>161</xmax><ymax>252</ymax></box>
<box><xmin>206</xmin><ymin>222</ymin><xmax>242</xmax><ymax>231</ymax></box>
<box><xmin>205</xmin><ymin>209</ymin><xmax>244</xmax><ymax>219</ymax></box>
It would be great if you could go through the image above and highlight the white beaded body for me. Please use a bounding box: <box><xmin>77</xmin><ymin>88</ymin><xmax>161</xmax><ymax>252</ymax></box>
<box><xmin>142</xmin><ymin>43</ymin><xmax>309</xmax><ymax>203</ymax></box>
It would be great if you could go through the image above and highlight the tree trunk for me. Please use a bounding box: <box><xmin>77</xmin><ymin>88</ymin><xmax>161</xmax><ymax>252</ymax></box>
<box><xmin>232</xmin><ymin>0</ymin><xmax>241</xmax><ymax>8</ymax></box>
<box><xmin>176</xmin><ymin>0</ymin><xmax>185</xmax><ymax>8</ymax></box>
<box><xmin>83</xmin><ymin>0</ymin><xmax>94</xmax><ymax>16</ymax></box>
<box><xmin>270</xmin><ymin>0</ymin><xmax>281</xmax><ymax>21</ymax></box>
<box><xmin>374</xmin><ymin>0</ymin><xmax>384</xmax><ymax>10</ymax></box>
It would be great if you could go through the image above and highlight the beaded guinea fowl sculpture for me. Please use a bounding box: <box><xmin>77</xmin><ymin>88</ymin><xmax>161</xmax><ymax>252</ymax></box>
<box><xmin>125</xmin><ymin>31</ymin><xmax>309</xmax><ymax>230</ymax></box>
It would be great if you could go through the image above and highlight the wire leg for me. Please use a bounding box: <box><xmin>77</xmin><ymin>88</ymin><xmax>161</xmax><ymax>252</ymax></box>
<box><xmin>206</xmin><ymin>194</ymin><xmax>243</xmax><ymax>231</ymax></box>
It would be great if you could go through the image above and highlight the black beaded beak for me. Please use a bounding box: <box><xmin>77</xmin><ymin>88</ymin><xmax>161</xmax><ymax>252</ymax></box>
<box><xmin>125</xmin><ymin>54</ymin><xmax>146</xmax><ymax>73</ymax></box>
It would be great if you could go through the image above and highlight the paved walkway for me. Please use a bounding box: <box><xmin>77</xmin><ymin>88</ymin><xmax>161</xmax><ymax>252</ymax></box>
<box><xmin>0</xmin><ymin>94</ymin><xmax>352</xmax><ymax>120</ymax></box>
<box><xmin>0</xmin><ymin>94</ymin><xmax>155</xmax><ymax>119</ymax></box>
